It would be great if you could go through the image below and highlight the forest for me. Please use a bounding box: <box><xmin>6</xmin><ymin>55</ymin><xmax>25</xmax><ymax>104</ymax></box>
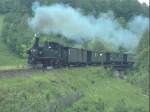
<box><xmin>0</xmin><ymin>0</ymin><xmax>149</xmax><ymax>56</ymax></box>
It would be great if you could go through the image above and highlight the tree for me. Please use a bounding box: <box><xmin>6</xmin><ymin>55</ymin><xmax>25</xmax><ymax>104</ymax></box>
<box><xmin>136</xmin><ymin>31</ymin><xmax>149</xmax><ymax>70</ymax></box>
<box><xmin>91</xmin><ymin>39</ymin><xmax>106</xmax><ymax>51</ymax></box>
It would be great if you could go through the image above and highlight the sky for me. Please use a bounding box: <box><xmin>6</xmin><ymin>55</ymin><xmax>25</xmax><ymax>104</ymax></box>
<box><xmin>138</xmin><ymin>0</ymin><xmax>149</xmax><ymax>5</ymax></box>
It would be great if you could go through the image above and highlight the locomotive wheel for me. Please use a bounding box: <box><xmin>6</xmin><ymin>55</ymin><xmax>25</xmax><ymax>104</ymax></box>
<box><xmin>54</xmin><ymin>59</ymin><xmax>61</xmax><ymax>68</ymax></box>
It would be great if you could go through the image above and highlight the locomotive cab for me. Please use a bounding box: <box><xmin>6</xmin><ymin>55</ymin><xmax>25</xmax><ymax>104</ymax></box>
<box><xmin>42</xmin><ymin>41</ymin><xmax>62</xmax><ymax>59</ymax></box>
<box><xmin>37</xmin><ymin>41</ymin><xmax>64</xmax><ymax>67</ymax></box>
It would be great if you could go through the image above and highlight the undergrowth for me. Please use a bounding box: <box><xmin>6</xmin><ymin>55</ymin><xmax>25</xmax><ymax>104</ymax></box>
<box><xmin>0</xmin><ymin>67</ymin><xmax>148</xmax><ymax>112</ymax></box>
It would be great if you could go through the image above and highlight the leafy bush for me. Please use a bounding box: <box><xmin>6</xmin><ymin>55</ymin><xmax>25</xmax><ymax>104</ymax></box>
<box><xmin>127</xmin><ymin>70</ymin><xmax>148</xmax><ymax>94</ymax></box>
<box><xmin>1</xmin><ymin>0</ymin><xmax>149</xmax><ymax>57</ymax></box>
<box><xmin>95</xmin><ymin>98</ymin><xmax>105</xmax><ymax>112</ymax></box>
<box><xmin>113</xmin><ymin>99</ymin><xmax>129</xmax><ymax>112</ymax></box>
<box><xmin>131</xmin><ymin>107</ymin><xmax>147</xmax><ymax>112</ymax></box>
<box><xmin>127</xmin><ymin>31</ymin><xmax>149</xmax><ymax>94</ymax></box>
<box><xmin>69</xmin><ymin>99</ymin><xmax>105</xmax><ymax>112</ymax></box>
<box><xmin>0</xmin><ymin>67</ymin><xmax>148</xmax><ymax>112</ymax></box>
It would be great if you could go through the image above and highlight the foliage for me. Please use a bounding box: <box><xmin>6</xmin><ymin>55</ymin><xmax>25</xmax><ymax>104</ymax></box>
<box><xmin>0</xmin><ymin>0</ymin><xmax>149</xmax><ymax>57</ymax></box>
<box><xmin>0</xmin><ymin>1</ymin><xmax>148</xmax><ymax>111</ymax></box>
<box><xmin>1</xmin><ymin>13</ymin><xmax>34</xmax><ymax>57</ymax></box>
<box><xmin>117</xmin><ymin>17</ymin><xmax>127</xmax><ymax>28</ymax></box>
<box><xmin>113</xmin><ymin>99</ymin><xmax>129</xmax><ymax>112</ymax></box>
<box><xmin>91</xmin><ymin>39</ymin><xmax>106</xmax><ymax>51</ymax></box>
<box><xmin>136</xmin><ymin>31</ymin><xmax>149</xmax><ymax>70</ymax></box>
<box><xmin>0</xmin><ymin>67</ymin><xmax>148</xmax><ymax>112</ymax></box>
<box><xmin>0</xmin><ymin>38</ymin><xmax>25</xmax><ymax>67</ymax></box>
<box><xmin>0</xmin><ymin>15</ymin><xmax>25</xmax><ymax>66</ymax></box>
<box><xmin>0</xmin><ymin>15</ymin><xmax>4</xmax><ymax>32</ymax></box>
<box><xmin>59</xmin><ymin>0</ymin><xmax>149</xmax><ymax>20</ymax></box>
<box><xmin>131</xmin><ymin>107</ymin><xmax>147</xmax><ymax>112</ymax></box>
<box><xmin>127</xmin><ymin>31</ymin><xmax>149</xmax><ymax>94</ymax></box>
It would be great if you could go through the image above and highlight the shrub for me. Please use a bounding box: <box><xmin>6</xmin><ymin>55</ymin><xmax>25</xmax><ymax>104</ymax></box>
<box><xmin>95</xmin><ymin>98</ymin><xmax>105</xmax><ymax>112</ymax></box>
<box><xmin>131</xmin><ymin>107</ymin><xmax>147</xmax><ymax>112</ymax></box>
<box><xmin>113</xmin><ymin>99</ymin><xmax>129</xmax><ymax>112</ymax></box>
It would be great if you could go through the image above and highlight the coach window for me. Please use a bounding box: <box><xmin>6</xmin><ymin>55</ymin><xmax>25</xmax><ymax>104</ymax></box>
<box><xmin>100</xmin><ymin>53</ymin><xmax>103</xmax><ymax>56</ymax></box>
<box><xmin>48</xmin><ymin>46</ymin><xmax>51</xmax><ymax>49</ymax></box>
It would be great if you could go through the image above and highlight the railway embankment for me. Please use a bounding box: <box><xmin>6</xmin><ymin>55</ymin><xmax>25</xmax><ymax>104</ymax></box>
<box><xmin>0</xmin><ymin>67</ymin><xmax>148</xmax><ymax>112</ymax></box>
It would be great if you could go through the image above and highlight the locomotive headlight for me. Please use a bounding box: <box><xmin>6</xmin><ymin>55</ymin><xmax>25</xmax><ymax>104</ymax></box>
<box><xmin>100</xmin><ymin>53</ymin><xmax>103</xmax><ymax>56</ymax></box>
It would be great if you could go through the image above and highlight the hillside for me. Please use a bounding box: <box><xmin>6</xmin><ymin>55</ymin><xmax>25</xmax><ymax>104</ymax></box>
<box><xmin>0</xmin><ymin>0</ymin><xmax>149</xmax><ymax>57</ymax></box>
<box><xmin>0</xmin><ymin>15</ymin><xmax>25</xmax><ymax>69</ymax></box>
<box><xmin>0</xmin><ymin>1</ymin><xmax>149</xmax><ymax>112</ymax></box>
<box><xmin>0</xmin><ymin>15</ymin><xmax>4</xmax><ymax>32</ymax></box>
<box><xmin>0</xmin><ymin>67</ymin><xmax>148</xmax><ymax>112</ymax></box>
<box><xmin>0</xmin><ymin>39</ymin><xmax>25</xmax><ymax>67</ymax></box>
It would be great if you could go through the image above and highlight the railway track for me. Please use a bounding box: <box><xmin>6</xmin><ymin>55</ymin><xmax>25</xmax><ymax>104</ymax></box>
<box><xmin>0</xmin><ymin>64</ymin><xmax>129</xmax><ymax>78</ymax></box>
<box><xmin>0</xmin><ymin>68</ymin><xmax>44</xmax><ymax>78</ymax></box>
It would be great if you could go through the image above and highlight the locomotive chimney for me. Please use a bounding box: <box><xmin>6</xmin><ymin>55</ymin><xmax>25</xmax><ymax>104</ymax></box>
<box><xmin>33</xmin><ymin>33</ymin><xmax>39</xmax><ymax>48</ymax></box>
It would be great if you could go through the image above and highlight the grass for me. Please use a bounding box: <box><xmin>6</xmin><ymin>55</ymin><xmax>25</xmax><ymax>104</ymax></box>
<box><xmin>0</xmin><ymin>15</ymin><xmax>26</xmax><ymax>69</ymax></box>
<box><xmin>0</xmin><ymin>39</ymin><xmax>26</xmax><ymax>68</ymax></box>
<box><xmin>0</xmin><ymin>67</ymin><xmax>148</xmax><ymax>112</ymax></box>
<box><xmin>0</xmin><ymin>15</ymin><xmax>4</xmax><ymax>32</ymax></box>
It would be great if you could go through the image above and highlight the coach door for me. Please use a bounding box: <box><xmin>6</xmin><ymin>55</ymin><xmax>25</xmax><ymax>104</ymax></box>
<box><xmin>87</xmin><ymin>51</ymin><xmax>92</xmax><ymax>64</ymax></box>
<box><xmin>123</xmin><ymin>54</ymin><xmax>127</xmax><ymax>64</ymax></box>
<box><xmin>106</xmin><ymin>53</ymin><xmax>110</xmax><ymax>64</ymax></box>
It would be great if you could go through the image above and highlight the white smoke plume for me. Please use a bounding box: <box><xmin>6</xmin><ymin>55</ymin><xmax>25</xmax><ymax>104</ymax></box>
<box><xmin>28</xmin><ymin>2</ymin><xmax>149</xmax><ymax>50</ymax></box>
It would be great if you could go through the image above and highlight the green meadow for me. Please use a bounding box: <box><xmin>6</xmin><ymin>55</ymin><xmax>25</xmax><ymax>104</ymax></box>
<box><xmin>0</xmin><ymin>67</ymin><xmax>148</xmax><ymax>112</ymax></box>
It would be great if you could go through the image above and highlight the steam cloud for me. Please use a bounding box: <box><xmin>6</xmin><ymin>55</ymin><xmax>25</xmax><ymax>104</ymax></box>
<box><xmin>28</xmin><ymin>2</ymin><xmax>149</xmax><ymax>50</ymax></box>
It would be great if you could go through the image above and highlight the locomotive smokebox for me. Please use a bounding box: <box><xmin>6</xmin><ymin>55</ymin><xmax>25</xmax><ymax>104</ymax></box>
<box><xmin>33</xmin><ymin>33</ymin><xmax>40</xmax><ymax>48</ymax></box>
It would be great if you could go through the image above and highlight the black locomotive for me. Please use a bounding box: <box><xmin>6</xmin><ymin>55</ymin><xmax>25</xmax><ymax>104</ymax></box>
<box><xmin>27</xmin><ymin>34</ymin><xmax>135</xmax><ymax>69</ymax></box>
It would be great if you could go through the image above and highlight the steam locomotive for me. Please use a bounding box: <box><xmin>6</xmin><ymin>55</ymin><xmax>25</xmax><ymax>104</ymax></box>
<box><xmin>27</xmin><ymin>34</ymin><xmax>135</xmax><ymax>69</ymax></box>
